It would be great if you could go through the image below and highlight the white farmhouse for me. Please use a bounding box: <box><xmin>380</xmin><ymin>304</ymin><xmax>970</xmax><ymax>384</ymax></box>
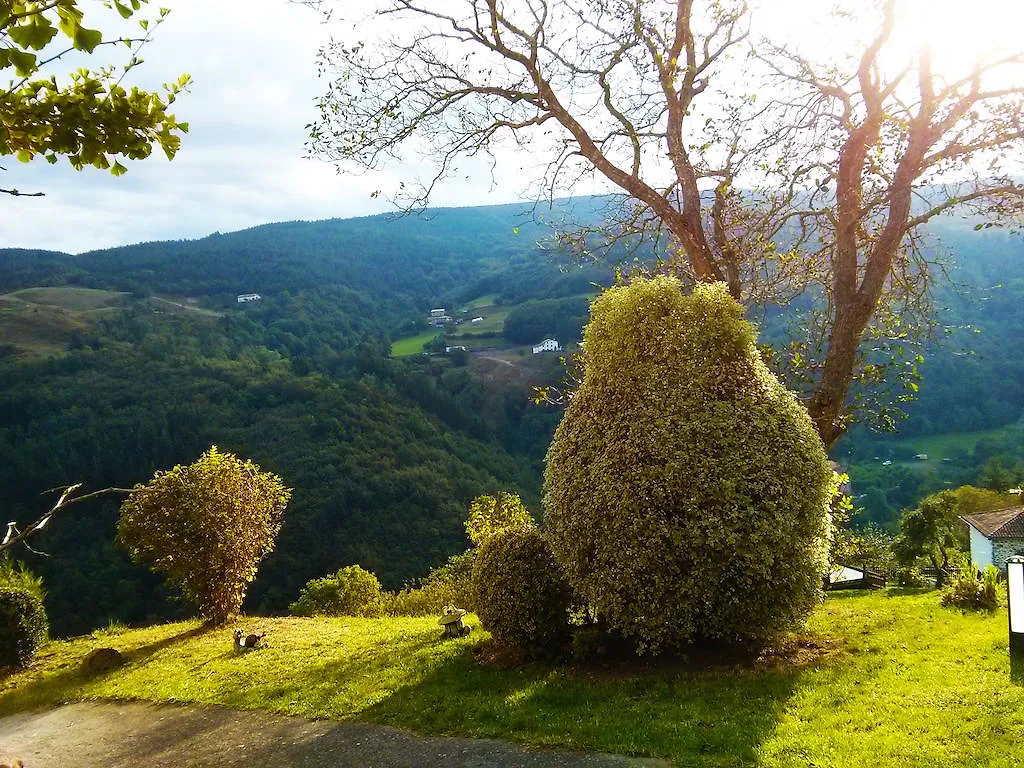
<box><xmin>532</xmin><ymin>338</ymin><xmax>561</xmax><ymax>354</ymax></box>
<box><xmin>961</xmin><ymin>506</ymin><xmax>1024</xmax><ymax>572</ymax></box>
<box><xmin>471</xmin><ymin>316</ymin><xmax>484</xmax><ymax>324</ymax></box>
<box><xmin>428</xmin><ymin>308</ymin><xmax>451</xmax><ymax>327</ymax></box>
<box><xmin>237</xmin><ymin>293</ymin><xmax>262</xmax><ymax>303</ymax></box>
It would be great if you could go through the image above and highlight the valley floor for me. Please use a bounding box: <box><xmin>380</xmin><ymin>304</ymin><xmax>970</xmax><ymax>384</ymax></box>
<box><xmin>0</xmin><ymin>591</ymin><xmax>1021</xmax><ymax>767</ymax></box>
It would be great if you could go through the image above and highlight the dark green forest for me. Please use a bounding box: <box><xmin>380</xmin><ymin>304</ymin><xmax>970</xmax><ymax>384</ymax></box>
<box><xmin>0</xmin><ymin>201</ymin><xmax>1021</xmax><ymax>635</ymax></box>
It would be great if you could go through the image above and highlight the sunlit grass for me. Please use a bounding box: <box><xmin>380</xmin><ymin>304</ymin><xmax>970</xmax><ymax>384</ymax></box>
<box><xmin>1</xmin><ymin>591</ymin><xmax>1021</xmax><ymax>766</ymax></box>
<box><xmin>390</xmin><ymin>331</ymin><xmax>442</xmax><ymax>356</ymax></box>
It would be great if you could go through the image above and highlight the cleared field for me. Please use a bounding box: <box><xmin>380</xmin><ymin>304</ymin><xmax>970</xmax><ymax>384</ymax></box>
<box><xmin>391</xmin><ymin>330</ymin><xmax>443</xmax><ymax>357</ymax></box>
<box><xmin>10</xmin><ymin>286</ymin><xmax>127</xmax><ymax>311</ymax></box>
<box><xmin>0</xmin><ymin>288</ymin><xmax>126</xmax><ymax>355</ymax></box>
<box><xmin>464</xmin><ymin>293</ymin><xmax>499</xmax><ymax>309</ymax></box>
<box><xmin>450</xmin><ymin>304</ymin><xmax>511</xmax><ymax>336</ymax></box>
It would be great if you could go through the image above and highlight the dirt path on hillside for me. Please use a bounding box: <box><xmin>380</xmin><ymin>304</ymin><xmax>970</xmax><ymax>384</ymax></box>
<box><xmin>0</xmin><ymin>702</ymin><xmax>668</xmax><ymax>768</ymax></box>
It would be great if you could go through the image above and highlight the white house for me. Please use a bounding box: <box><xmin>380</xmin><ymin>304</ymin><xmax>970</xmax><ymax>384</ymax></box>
<box><xmin>961</xmin><ymin>506</ymin><xmax>1024</xmax><ymax>572</ymax></box>
<box><xmin>237</xmin><ymin>293</ymin><xmax>261</xmax><ymax>303</ymax></box>
<box><xmin>471</xmin><ymin>316</ymin><xmax>484</xmax><ymax>324</ymax></box>
<box><xmin>428</xmin><ymin>308</ymin><xmax>451</xmax><ymax>327</ymax></box>
<box><xmin>532</xmin><ymin>338</ymin><xmax>561</xmax><ymax>354</ymax></box>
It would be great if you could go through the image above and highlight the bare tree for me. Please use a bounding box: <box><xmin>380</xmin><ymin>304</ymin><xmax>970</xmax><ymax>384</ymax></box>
<box><xmin>304</xmin><ymin>0</ymin><xmax>1024</xmax><ymax>447</ymax></box>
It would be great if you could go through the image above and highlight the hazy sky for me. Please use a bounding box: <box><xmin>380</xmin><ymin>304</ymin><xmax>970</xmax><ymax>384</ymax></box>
<box><xmin>2</xmin><ymin>0</ymin><xmax>537</xmax><ymax>254</ymax></box>
<box><xmin>2</xmin><ymin>0</ymin><xmax>1020</xmax><ymax>254</ymax></box>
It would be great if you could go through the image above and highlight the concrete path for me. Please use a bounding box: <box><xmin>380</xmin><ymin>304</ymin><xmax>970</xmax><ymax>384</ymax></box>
<box><xmin>0</xmin><ymin>702</ymin><xmax>668</xmax><ymax>768</ymax></box>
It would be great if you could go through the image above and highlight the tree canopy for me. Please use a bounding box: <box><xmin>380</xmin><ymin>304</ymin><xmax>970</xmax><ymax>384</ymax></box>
<box><xmin>1</xmin><ymin>0</ymin><xmax>190</xmax><ymax>196</ymax></box>
<box><xmin>305</xmin><ymin>0</ymin><xmax>1024</xmax><ymax>446</ymax></box>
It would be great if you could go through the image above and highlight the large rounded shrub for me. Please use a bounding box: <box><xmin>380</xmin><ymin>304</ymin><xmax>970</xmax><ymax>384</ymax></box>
<box><xmin>544</xmin><ymin>278</ymin><xmax>833</xmax><ymax>652</ymax></box>
<box><xmin>472</xmin><ymin>527</ymin><xmax>573</xmax><ymax>657</ymax></box>
<box><xmin>289</xmin><ymin>565</ymin><xmax>383</xmax><ymax>617</ymax></box>
<box><xmin>0</xmin><ymin>587</ymin><xmax>48</xmax><ymax>668</ymax></box>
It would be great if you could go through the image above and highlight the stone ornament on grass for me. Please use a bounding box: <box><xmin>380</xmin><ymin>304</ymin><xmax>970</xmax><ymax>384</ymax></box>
<box><xmin>438</xmin><ymin>605</ymin><xmax>471</xmax><ymax>639</ymax></box>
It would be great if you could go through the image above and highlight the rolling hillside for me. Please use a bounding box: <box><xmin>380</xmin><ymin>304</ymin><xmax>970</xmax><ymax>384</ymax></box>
<box><xmin>0</xmin><ymin>201</ymin><xmax>1021</xmax><ymax>634</ymax></box>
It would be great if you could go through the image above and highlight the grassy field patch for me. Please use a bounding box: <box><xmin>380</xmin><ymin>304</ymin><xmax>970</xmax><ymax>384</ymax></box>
<box><xmin>11</xmin><ymin>287</ymin><xmax>127</xmax><ymax>311</ymax></box>
<box><xmin>1</xmin><ymin>591</ymin><xmax>1021</xmax><ymax>766</ymax></box>
<box><xmin>451</xmin><ymin>304</ymin><xmax>512</xmax><ymax>336</ymax></box>
<box><xmin>391</xmin><ymin>331</ymin><xmax>443</xmax><ymax>356</ymax></box>
<box><xmin>0</xmin><ymin>288</ymin><xmax>127</xmax><ymax>354</ymax></box>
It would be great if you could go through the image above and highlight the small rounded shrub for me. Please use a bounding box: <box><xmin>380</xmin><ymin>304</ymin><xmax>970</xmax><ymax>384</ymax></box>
<box><xmin>941</xmin><ymin>564</ymin><xmax>1000</xmax><ymax>611</ymax></box>
<box><xmin>0</xmin><ymin>587</ymin><xmax>48</xmax><ymax>668</ymax></box>
<box><xmin>472</xmin><ymin>527</ymin><xmax>573</xmax><ymax>657</ymax></box>
<box><xmin>545</xmin><ymin>278</ymin><xmax>834</xmax><ymax>652</ymax></box>
<box><xmin>289</xmin><ymin>565</ymin><xmax>383</xmax><ymax>617</ymax></box>
<box><xmin>465</xmin><ymin>492</ymin><xmax>534</xmax><ymax>547</ymax></box>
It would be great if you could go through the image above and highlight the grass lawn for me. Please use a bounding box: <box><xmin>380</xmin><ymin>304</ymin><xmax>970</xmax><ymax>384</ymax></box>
<box><xmin>391</xmin><ymin>331</ymin><xmax>442</xmax><ymax>357</ymax></box>
<box><xmin>2</xmin><ymin>590</ymin><xmax>1022</xmax><ymax>766</ymax></box>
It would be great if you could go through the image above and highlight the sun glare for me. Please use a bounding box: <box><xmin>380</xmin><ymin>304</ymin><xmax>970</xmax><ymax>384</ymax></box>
<box><xmin>889</xmin><ymin>0</ymin><xmax>1024</xmax><ymax>76</ymax></box>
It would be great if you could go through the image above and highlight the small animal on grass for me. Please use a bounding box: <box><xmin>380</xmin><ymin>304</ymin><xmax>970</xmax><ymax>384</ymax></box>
<box><xmin>233</xmin><ymin>629</ymin><xmax>267</xmax><ymax>651</ymax></box>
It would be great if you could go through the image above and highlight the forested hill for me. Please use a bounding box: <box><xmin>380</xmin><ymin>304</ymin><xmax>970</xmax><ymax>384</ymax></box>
<box><xmin>0</xmin><ymin>201</ymin><xmax>1021</xmax><ymax>635</ymax></box>
<box><xmin>0</xmin><ymin>201</ymin><xmax>607</xmax><ymax>636</ymax></box>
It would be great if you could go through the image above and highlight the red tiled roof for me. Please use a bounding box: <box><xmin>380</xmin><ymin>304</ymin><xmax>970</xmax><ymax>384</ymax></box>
<box><xmin>961</xmin><ymin>506</ymin><xmax>1024</xmax><ymax>539</ymax></box>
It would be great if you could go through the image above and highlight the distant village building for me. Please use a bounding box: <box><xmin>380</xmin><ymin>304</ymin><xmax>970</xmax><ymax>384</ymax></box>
<box><xmin>445</xmin><ymin>345</ymin><xmax>467</xmax><ymax>353</ymax></box>
<box><xmin>961</xmin><ymin>506</ymin><xmax>1024</xmax><ymax>572</ymax></box>
<box><xmin>471</xmin><ymin>316</ymin><xmax>484</xmax><ymax>324</ymax></box>
<box><xmin>915</xmin><ymin>453</ymin><xmax>929</xmax><ymax>460</ymax></box>
<box><xmin>237</xmin><ymin>293</ymin><xmax>262</xmax><ymax>303</ymax></box>
<box><xmin>428</xmin><ymin>308</ymin><xmax>451</xmax><ymax>327</ymax></box>
<box><xmin>532</xmin><ymin>338</ymin><xmax>561</xmax><ymax>354</ymax></box>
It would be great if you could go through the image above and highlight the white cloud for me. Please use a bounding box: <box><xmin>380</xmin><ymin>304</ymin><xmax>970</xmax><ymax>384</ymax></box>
<box><xmin>1</xmin><ymin>0</ymin><xmax>528</xmax><ymax>253</ymax></box>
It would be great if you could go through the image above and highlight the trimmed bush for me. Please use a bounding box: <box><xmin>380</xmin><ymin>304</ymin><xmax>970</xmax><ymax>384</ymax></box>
<box><xmin>290</xmin><ymin>565</ymin><xmax>383</xmax><ymax>617</ymax></box>
<box><xmin>544</xmin><ymin>278</ymin><xmax>834</xmax><ymax>652</ymax></box>
<box><xmin>118</xmin><ymin>446</ymin><xmax>291</xmax><ymax>624</ymax></box>
<box><xmin>0</xmin><ymin>587</ymin><xmax>48</xmax><ymax>668</ymax></box>
<box><xmin>472</xmin><ymin>527</ymin><xmax>573</xmax><ymax>657</ymax></box>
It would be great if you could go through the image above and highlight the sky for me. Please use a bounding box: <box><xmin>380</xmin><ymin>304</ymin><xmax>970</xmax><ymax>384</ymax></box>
<box><xmin>2</xmin><ymin>0</ymin><xmax>536</xmax><ymax>254</ymax></box>
<box><xmin>2</xmin><ymin>0</ymin><xmax>1021</xmax><ymax>254</ymax></box>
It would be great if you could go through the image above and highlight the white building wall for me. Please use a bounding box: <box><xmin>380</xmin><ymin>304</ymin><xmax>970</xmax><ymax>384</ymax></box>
<box><xmin>968</xmin><ymin>525</ymin><xmax>994</xmax><ymax>571</ymax></box>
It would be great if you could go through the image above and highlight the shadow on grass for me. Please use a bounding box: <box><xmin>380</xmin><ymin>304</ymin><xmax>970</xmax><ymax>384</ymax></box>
<box><xmin>1012</xmin><ymin>652</ymin><xmax>1024</xmax><ymax>686</ymax></box>
<box><xmin>351</xmin><ymin>644</ymin><xmax>809</xmax><ymax>767</ymax></box>
<box><xmin>0</xmin><ymin>625</ymin><xmax>210</xmax><ymax>716</ymax></box>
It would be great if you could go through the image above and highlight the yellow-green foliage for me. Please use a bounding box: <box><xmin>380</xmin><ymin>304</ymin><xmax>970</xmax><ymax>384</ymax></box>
<box><xmin>290</xmin><ymin>565</ymin><xmax>384</xmax><ymax>617</ymax></box>
<box><xmin>118</xmin><ymin>446</ymin><xmax>291</xmax><ymax>624</ymax></box>
<box><xmin>0</xmin><ymin>587</ymin><xmax>48</xmax><ymax>668</ymax></box>
<box><xmin>472</xmin><ymin>527</ymin><xmax>572</xmax><ymax>657</ymax></box>
<box><xmin>464</xmin><ymin>492</ymin><xmax>534</xmax><ymax>547</ymax></box>
<box><xmin>544</xmin><ymin>278</ymin><xmax>833</xmax><ymax>651</ymax></box>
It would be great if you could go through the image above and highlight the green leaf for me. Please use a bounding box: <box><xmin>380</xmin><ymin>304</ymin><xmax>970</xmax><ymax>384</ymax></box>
<box><xmin>110</xmin><ymin>160</ymin><xmax>129</xmax><ymax>176</ymax></box>
<box><xmin>9</xmin><ymin>18</ymin><xmax>59</xmax><ymax>50</ymax></box>
<box><xmin>114</xmin><ymin>1</ymin><xmax>133</xmax><ymax>19</ymax></box>
<box><xmin>8</xmin><ymin>49</ymin><xmax>38</xmax><ymax>77</ymax></box>
<box><xmin>74</xmin><ymin>26</ymin><xmax>103</xmax><ymax>53</ymax></box>
<box><xmin>16</xmin><ymin>150</ymin><xmax>33</xmax><ymax>163</ymax></box>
